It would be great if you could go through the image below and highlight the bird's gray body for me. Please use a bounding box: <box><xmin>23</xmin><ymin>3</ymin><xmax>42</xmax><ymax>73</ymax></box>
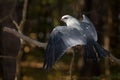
<box><xmin>43</xmin><ymin>14</ymin><xmax>107</xmax><ymax>69</ymax></box>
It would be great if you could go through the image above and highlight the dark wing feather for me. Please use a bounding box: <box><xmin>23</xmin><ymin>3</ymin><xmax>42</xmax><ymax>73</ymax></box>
<box><xmin>43</xmin><ymin>26</ymin><xmax>86</xmax><ymax>69</ymax></box>
<box><xmin>81</xmin><ymin>14</ymin><xmax>98</xmax><ymax>41</ymax></box>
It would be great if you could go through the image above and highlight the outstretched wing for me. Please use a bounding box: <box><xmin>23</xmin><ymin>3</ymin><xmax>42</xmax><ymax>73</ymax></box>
<box><xmin>43</xmin><ymin>26</ymin><xmax>86</xmax><ymax>69</ymax></box>
<box><xmin>81</xmin><ymin>14</ymin><xmax>98</xmax><ymax>41</ymax></box>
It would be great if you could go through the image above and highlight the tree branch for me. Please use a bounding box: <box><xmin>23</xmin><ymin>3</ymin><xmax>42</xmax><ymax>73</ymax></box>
<box><xmin>0</xmin><ymin>56</ymin><xmax>16</xmax><ymax>59</ymax></box>
<box><xmin>3</xmin><ymin>27</ymin><xmax>47</xmax><ymax>48</ymax></box>
<box><xmin>109</xmin><ymin>53</ymin><xmax>120</xmax><ymax>65</ymax></box>
<box><xmin>3</xmin><ymin>26</ymin><xmax>120</xmax><ymax>66</ymax></box>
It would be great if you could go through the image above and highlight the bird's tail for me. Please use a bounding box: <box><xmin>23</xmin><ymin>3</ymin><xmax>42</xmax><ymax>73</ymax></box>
<box><xmin>84</xmin><ymin>40</ymin><xmax>108</xmax><ymax>62</ymax></box>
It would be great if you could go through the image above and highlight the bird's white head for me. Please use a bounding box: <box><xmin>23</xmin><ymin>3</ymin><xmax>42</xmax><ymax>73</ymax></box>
<box><xmin>61</xmin><ymin>15</ymin><xmax>80</xmax><ymax>26</ymax></box>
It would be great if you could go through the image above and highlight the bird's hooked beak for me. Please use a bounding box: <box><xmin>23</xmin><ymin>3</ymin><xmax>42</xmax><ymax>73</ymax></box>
<box><xmin>61</xmin><ymin>17</ymin><xmax>64</xmax><ymax>22</ymax></box>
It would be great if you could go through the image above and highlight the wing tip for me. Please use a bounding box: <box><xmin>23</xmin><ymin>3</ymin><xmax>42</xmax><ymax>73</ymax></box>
<box><xmin>43</xmin><ymin>61</ymin><xmax>53</xmax><ymax>70</ymax></box>
<box><xmin>43</xmin><ymin>63</ymin><xmax>50</xmax><ymax>70</ymax></box>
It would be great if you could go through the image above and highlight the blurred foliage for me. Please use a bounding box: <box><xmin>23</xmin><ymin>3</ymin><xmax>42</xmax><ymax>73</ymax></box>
<box><xmin>0</xmin><ymin>0</ymin><xmax>120</xmax><ymax>80</ymax></box>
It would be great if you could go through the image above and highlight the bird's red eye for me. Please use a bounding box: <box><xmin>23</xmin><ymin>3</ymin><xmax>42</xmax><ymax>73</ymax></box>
<box><xmin>64</xmin><ymin>17</ymin><xmax>68</xmax><ymax>19</ymax></box>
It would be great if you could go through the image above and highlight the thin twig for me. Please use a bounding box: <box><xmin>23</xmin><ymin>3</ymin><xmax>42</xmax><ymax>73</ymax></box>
<box><xmin>19</xmin><ymin>0</ymin><xmax>28</xmax><ymax>31</ymax></box>
<box><xmin>69</xmin><ymin>51</ymin><xmax>75</xmax><ymax>80</ymax></box>
<box><xmin>0</xmin><ymin>56</ymin><xmax>16</xmax><ymax>59</ymax></box>
<box><xmin>13</xmin><ymin>20</ymin><xmax>19</xmax><ymax>30</ymax></box>
<box><xmin>13</xmin><ymin>0</ymin><xmax>28</xmax><ymax>80</ymax></box>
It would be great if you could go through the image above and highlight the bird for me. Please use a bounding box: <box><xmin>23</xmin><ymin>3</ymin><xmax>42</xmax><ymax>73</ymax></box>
<box><xmin>43</xmin><ymin>14</ymin><xmax>108</xmax><ymax>70</ymax></box>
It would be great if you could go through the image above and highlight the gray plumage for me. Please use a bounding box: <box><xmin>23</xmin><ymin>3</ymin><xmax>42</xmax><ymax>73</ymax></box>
<box><xmin>43</xmin><ymin>14</ymin><xmax>108</xmax><ymax>70</ymax></box>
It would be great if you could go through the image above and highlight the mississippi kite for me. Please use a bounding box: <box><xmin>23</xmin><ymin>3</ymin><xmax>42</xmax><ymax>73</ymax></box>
<box><xmin>43</xmin><ymin>14</ymin><xmax>108</xmax><ymax>70</ymax></box>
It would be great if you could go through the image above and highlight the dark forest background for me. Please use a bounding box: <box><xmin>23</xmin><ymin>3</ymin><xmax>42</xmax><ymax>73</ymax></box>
<box><xmin>0</xmin><ymin>0</ymin><xmax>120</xmax><ymax>80</ymax></box>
